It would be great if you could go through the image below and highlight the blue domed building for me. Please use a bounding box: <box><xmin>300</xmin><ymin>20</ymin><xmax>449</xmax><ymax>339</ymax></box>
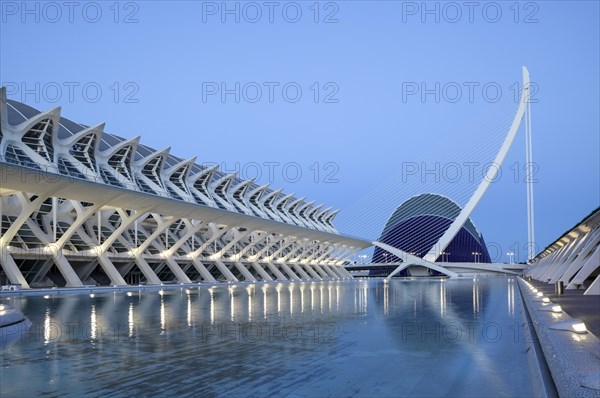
<box><xmin>372</xmin><ymin>194</ymin><xmax>491</xmax><ymax>276</ymax></box>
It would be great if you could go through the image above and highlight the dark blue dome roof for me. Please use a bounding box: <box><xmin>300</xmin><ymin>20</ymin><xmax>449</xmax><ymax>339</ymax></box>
<box><xmin>372</xmin><ymin>194</ymin><xmax>491</xmax><ymax>266</ymax></box>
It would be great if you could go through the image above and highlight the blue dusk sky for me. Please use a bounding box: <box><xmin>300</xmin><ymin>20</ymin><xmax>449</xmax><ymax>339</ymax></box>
<box><xmin>1</xmin><ymin>1</ymin><xmax>598</xmax><ymax>262</ymax></box>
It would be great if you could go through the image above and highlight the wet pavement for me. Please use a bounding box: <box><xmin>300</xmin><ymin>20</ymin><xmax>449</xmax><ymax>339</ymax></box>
<box><xmin>526</xmin><ymin>278</ymin><xmax>600</xmax><ymax>337</ymax></box>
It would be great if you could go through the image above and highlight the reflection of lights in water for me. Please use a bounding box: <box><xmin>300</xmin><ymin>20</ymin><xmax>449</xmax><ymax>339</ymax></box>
<box><xmin>262</xmin><ymin>286</ymin><xmax>267</xmax><ymax>319</ymax></box>
<box><xmin>128</xmin><ymin>303</ymin><xmax>135</xmax><ymax>337</ymax></box>
<box><xmin>230</xmin><ymin>290</ymin><xmax>235</xmax><ymax>321</ymax></box>
<box><xmin>384</xmin><ymin>282</ymin><xmax>389</xmax><ymax>316</ymax></box>
<box><xmin>44</xmin><ymin>308</ymin><xmax>52</xmax><ymax>344</ymax></box>
<box><xmin>210</xmin><ymin>291</ymin><xmax>215</xmax><ymax>324</ymax></box>
<box><xmin>89</xmin><ymin>294</ymin><xmax>95</xmax><ymax>298</ymax></box>
<box><xmin>311</xmin><ymin>286</ymin><xmax>316</xmax><ymax>312</ymax></box>
<box><xmin>440</xmin><ymin>282</ymin><xmax>446</xmax><ymax>318</ymax></box>
<box><xmin>473</xmin><ymin>279</ymin><xmax>480</xmax><ymax>314</ymax></box>
<box><xmin>289</xmin><ymin>286</ymin><xmax>294</xmax><ymax>316</ymax></box>
<box><xmin>187</xmin><ymin>294</ymin><xmax>192</xmax><ymax>327</ymax></box>
<box><xmin>248</xmin><ymin>291</ymin><xmax>252</xmax><ymax>321</ymax></box>
<box><xmin>90</xmin><ymin>305</ymin><xmax>97</xmax><ymax>340</ymax></box>
<box><xmin>320</xmin><ymin>286</ymin><xmax>324</xmax><ymax>313</ymax></box>
<box><xmin>328</xmin><ymin>285</ymin><xmax>333</xmax><ymax>311</ymax></box>
<box><xmin>43</xmin><ymin>295</ymin><xmax>50</xmax><ymax>299</ymax></box>
<box><xmin>160</xmin><ymin>298</ymin><xmax>166</xmax><ymax>332</ymax></box>
<box><xmin>127</xmin><ymin>292</ymin><xmax>133</xmax><ymax>297</ymax></box>
<box><xmin>336</xmin><ymin>285</ymin><xmax>340</xmax><ymax>311</ymax></box>
<box><xmin>300</xmin><ymin>285</ymin><xmax>305</xmax><ymax>313</ymax></box>
<box><xmin>413</xmin><ymin>299</ymin><xmax>417</xmax><ymax>316</ymax></box>
<box><xmin>507</xmin><ymin>279</ymin><xmax>515</xmax><ymax>316</ymax></box>
<box><xmin>276</xmin><ymin>286</ymin><xmax>281</xmax><ymax>315</ymax></box>
<box><xmin>159</xmin><ymin>290</ymin><xmax>165</xmax><ymax>296</ymax></box>
<box><xmin>362</xmin><ymin>284</ymin><xmax>368</xmax><ymax>315</ymax></box>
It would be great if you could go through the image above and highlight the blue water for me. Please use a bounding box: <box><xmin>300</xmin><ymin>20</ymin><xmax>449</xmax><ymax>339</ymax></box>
<box><xmin>0</xmin><ymin>277</ymin><xmax>540</xmax><ymax>397</ymax></box>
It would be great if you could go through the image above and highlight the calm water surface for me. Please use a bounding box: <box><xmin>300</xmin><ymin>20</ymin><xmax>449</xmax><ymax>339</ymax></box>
<box><xmin>0</xmin><ymin>277</ymin><xmax>539</xmax><ymax>397</ymax></box>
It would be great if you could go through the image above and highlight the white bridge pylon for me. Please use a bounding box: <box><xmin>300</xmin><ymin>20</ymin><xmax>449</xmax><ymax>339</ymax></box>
<box><xmin>378</xmin><ymin>67</ymin><xmax>532</xmax><ymax>279</ymax></box>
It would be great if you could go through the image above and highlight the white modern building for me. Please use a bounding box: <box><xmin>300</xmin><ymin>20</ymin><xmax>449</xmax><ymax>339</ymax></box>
<box><xmin>0</xmin><ymin>87</ymin><xmax>368</xmax><ymax>288</ymax></box>
<box><xmin>525</xmin><ymin>207</ymin><xmax>600</xmax><ymax>295</ymax></box>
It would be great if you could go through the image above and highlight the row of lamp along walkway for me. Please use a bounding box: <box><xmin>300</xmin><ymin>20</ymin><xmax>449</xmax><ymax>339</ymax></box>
<box><xmin>517</xmin><ymin>277</ymin><xmax>599</xmax><ymax>397</ymax></box>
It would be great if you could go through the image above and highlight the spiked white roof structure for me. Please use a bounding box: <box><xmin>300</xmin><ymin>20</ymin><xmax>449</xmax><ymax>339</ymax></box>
<box><xmin>0</xmin><ymin>87</ymin><xmax>368</xmax><ymax>288</ymax></box>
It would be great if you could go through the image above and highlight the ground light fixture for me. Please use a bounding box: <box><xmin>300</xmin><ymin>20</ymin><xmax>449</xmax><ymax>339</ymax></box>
<box><xmin>550</xmin><ymin>319</ymin><xmax>588</xmax><ymax>334</ymax></box>
<box><xmin>538</xmin><ymin>303</ymin><xmax>561</xmax><ymax>312</ymax></box>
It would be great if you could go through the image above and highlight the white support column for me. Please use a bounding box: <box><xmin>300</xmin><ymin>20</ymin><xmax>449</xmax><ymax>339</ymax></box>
<box><xmin>250</xmin><ymin>262</ymin><xmax>273</xmax><ymax>281</ymax></box>
<box><xmin>566</xmin><ymin>245</ymin><xmax>600</xmax><ymax>289</ymax></box>
<box><xmin>291</xmin><ymin>263</ymin><xmax>311</xmax><ymax>279</ymax></box>
<box><xmin>97</xmin><ymin>252</ymin><xmax>127</xmax><ymax>286</ymax></box>
<box><xmin>188</xmin><ymin>223</ymin><xmax>227</xmax><ymax>259</ymax></box>
<box><xmin>264</xmin><ymin>262</ymin><xmax>288</xmax><ymax>280</ymax></box>
<box><xmin>559</xmin><ymin>230</ymin><xmax>600</xmax><ymax>285</ymax></box>
<box><xmin>339</xmin><ymin>265</ymin><xmax>354</xmax><ymax>278</ymax></box>
<box><xmin>538</xmin><ymin>240</ymin><xmax>575</xmax><ymax>281</ymax></box>
<box><xmin>0</xmin><ymin>192</ymin><xmax>58</xmax><ymax>288</ymax></box>
<box><xmin>191</xmin><ymin>259</ymin><xmax>217</xmax><ymax>282</ymax></box>
<box><xmin>303</xmin><ymin>264</ymin><xmax>323</xmax><ymax>280</ymax></box>
<box><xmin>282</xmin><ymin>242</ymin><xmax>308</xmax><ymax>262</ymax></box>
<box><xmin>0</xmin><ymin>193</ymin><xmax>54</xmax><ymax>246</ymax></box>
<box><xmin>248</xmin><ymin>235</ymin><xmax>285</xmax><ymax>262</ymax></box>
<box><xmin>584</xmin><ymin>275</ymin><xmax>600</xmax><ymax>295</ymax></box>
<box><xmin>132</xmin><ymin>256</ymin><xmax>162</xmax><ymax>285</ymax></box>
<box><xmin>525</xmin><ymin>90</ymin><xmax>536</xmax><ymax>261</ymax></box>
<box><xmin>262</xmin><ymin>237</ymin><xmax>298</xmax><ymax>263</ymax></box>
<box><xmin>547</xmin><ymin>232</ymin><xmax>592</xmax><ymax>283</ymax></box>
<box><xmin>162</xmin><ymin>219</ymin><xmax>205</xmax><ymax>256</ymax></box>
<box><xmin>312</xmin><ymin>264</ymin><xmax>332</xmax><ymax>279</ymax></box>
<box><xmin>235</xmin><ymin>232</ymin><xmax>269</xmax><ymax>259</ymax></box>
<box><xmin>279</xmin><ymin>262</ymin><xmax>301</xmax><ymax>281</ymax></box>
<box><xmin>234</xmin><ymin>261</ymin><xmax>257</xmax><ymax>282</ymax></box>
<box><xmin>328</xmin><ymin>265</ymin><xmax>348</xmax><ymax>279</ymax></box>
<box><xmin>319</xmin><ymin>264</ymin><xmax>340</xmax><ymax>279</ymax></box>
<box><xmin>0</xmin><ymin>249</ymin><xmax>30</xmax><ymax>288</ymax></box>
<box><xmin>214</xmin><ymin>259</ymin><xmax>238</xmax><ymax>281</ymax></box>
<box><xmin>164</xmin><ymin>257</ymin><xmax>192</xmax><ymax>284</ymax></box>
<box><xmin>312</xmin><ymin>245</ymin><xmax>336</xmax><ymax>264</ymax></box>
<box><xmin>210</xmin><ymin>228</ymin><xmax>251</xmax><ymax>261</ymax></box>
<box><xmin>30</xmin><ymin>259</ymin><xmax>56</xmax><ymax>285</ymax></box>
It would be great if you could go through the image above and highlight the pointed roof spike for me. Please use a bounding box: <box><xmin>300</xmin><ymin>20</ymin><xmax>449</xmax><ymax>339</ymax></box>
<box><xmin>164</xmin><ymin>156</ymin><xmax>197</xmax><ymax>175</ymax></box>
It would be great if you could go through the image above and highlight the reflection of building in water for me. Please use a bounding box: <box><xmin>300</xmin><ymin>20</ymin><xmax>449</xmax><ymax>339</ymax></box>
<box><xmin>371</xmin><ymin>279</ymin><xmax>494</xmax><ymax>321</ymax></box>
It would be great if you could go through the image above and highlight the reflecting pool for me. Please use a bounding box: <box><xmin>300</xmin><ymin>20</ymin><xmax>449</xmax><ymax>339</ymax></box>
<box><xmin>0</xmin><ymin>277</ymin><xmax>540</xmax><ymax>397</ymax></box>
